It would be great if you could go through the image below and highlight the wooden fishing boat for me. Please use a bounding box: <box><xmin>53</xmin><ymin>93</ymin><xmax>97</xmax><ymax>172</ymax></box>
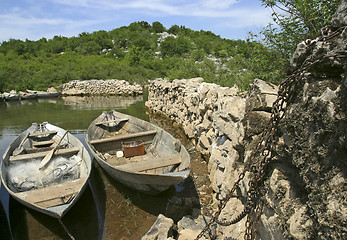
<box><xmin>85</xmin><ymin>111</ymin><xmax>190</xmax><ymax>195</ymax></box>
<box><xmin>19</xmin><ymin>91</ymin><xmax>37</xmax><ymax>99</ymax></box>
<box><xmin>2</xmin><ymin>92</ymin><xmax>20</xmax><ymax>101</ymax></box>
<box><xmin>1</xmin><ymin>122</ymin><xmax>92</xmax><ymax>218</ymax></box>
<box><xmin>26</xmin><ymin>90</ymin><xmax>61</xmax><ymax>98</ymax></box>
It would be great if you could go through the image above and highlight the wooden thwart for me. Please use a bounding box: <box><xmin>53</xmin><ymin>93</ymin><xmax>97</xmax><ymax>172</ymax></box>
<box><xmin>16</xmin><ymin>178</ymin><xmax>86</xmax><ymax>208</ymax></box>
<box><xmin>32</xmin><ymin>140</ymin><xmax>55</xmax><ymax>147</ymax></box>
<box><xmin>10</xmin><ymin>147</ymin><xmax>79</xmax><ymax>162</ymax></box>
<box><xmin>29</xmin><ymin>131</ymin><xmax>57</xmax><ymax>138</ymax></box>
<box><xmin>119</xmin><ymin>154</ymin><xmax>181</xmax><ymax>172</ymax></box>
<box><xmin>90</xmin><ymin>130</ymin><xmax>157</xmax><ymax>145</ymax></box>
<box><xmin>95</xmin><ymin>118</ymin><xmax>129</xmax><ymax>126</ymax></box>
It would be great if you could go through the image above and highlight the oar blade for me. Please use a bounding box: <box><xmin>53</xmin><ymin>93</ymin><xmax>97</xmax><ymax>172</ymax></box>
<box><xmin>39</xmin><ymin>149</ymin><xmax>54</xmax><ymax>170</ymax></box>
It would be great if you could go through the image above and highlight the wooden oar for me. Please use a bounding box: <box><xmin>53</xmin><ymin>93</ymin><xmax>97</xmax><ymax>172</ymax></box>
<box><xmin>12</xmin><ymin>132</ymin><xmax>30</xmax><ymax>156</ymax></box>
<box><xmin>39</xmin><ymin>131</ymin><xmax>68</xmax><ymax>170</ymax></box>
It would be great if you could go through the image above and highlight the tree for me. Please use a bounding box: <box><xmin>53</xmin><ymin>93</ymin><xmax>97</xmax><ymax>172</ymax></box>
<box><xmin>152</xmin><ymin>21</ymin><xmax>165</xmax><ymax>33</ymax></box>
<box><xmin>76</xmin><ymin>41</ymin><xmax>101</xmax><ymax>55</ymax></box>
<box><xmin>92</xmin><ymin>30</ymin><xmax>113</xmax><ymax>49</ymax></box>
<box><xmin>168</xmin><ymin>25</ymin><xmax>180</xmax><ymax>35</ymax></box>
<box><xmin>260</xmin><ymin>0</ymin><xmax>340</xmax><ymax>57</ymax></box>
<box><xmin>160</xmin><ymin>36</ymin><xmax>192</xmax><ymax>57</ymax></box>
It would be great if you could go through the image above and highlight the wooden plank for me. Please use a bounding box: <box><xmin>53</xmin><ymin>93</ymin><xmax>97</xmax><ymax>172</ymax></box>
<box><xmin>25</xmin><ymin>146</ymin><xmax>54</xmax><ymax>154</ymax></box>
<box><xmin>32</xmin><ymin>140</ymin><xmax>55</xmax><ymax>147</ymax></box>
<box><xmin>95</xmin><ymin>118</ymin><xmax>128</xmax><ymax>126</ymax></box>
<box><xmin>16</xmin><ymin>178</ymin><xmax>86</xmax><ymax>208</ymax></box>
<box><xmin>33</xmin><ymin>194</ymin><xmax>75</xmax><ymax>208</ymax></box>
<box><xmin>90</xmin><ymin>130</ymin><xmax>157</xmax><ymax>145</ymax></box>
<box><xmin>119</xmin><ymin>154</ymin><xmax>181</xmax><ymax>172</ymax></box>
<box><xmin>29</xmin><ymin>131</ymin><xmax>57</xmax><ymax>138</ymax></box>
<box><xmin>10</xmin><ymin>147</ymin><xmax>79</xmax><ymax>162</ymax></box>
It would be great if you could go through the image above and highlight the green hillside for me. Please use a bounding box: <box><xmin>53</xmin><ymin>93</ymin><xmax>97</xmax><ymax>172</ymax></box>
<box><xmin>0</xmin><ymin>21</ymin><xmax>285</xmax><ymax>92</ymax></box>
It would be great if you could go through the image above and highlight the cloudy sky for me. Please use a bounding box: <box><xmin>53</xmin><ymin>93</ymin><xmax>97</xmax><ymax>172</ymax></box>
<box><xmin>0</xmin><ymin>0</ymin><xmax>273</xmax><ymax>42</ymax></box>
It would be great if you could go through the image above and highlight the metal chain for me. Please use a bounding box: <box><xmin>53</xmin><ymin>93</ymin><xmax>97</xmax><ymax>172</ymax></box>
<box><xmin>195</xmin><ymin>25</ymin><xmax>346</xmax><ymax>240</ymax></box>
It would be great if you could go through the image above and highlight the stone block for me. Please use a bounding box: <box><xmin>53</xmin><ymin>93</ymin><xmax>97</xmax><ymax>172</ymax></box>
<box><xmin>141</xmin><ymin>214</ymin><xmax>174</xmax><ymax>240</ymax></box>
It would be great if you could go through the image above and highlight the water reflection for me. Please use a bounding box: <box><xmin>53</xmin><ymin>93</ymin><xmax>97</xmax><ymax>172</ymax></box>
<box><xmin>61</xmin><ymin>95</ymin><xmax>143</xmax><ymax>110</ymax></box>
<box><xmin>0</xmin><ymin>96</ymin><xmax>147</xmax><ymax>136</ymax></box>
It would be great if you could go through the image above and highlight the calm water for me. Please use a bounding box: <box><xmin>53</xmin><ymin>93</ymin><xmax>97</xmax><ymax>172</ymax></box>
<box><xmin>0</xmin><ymin>94</ymin><xmax>199</xmax><ymax>240</ymax></box>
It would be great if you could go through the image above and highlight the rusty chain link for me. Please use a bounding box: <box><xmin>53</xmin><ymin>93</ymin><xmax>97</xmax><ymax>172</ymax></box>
<box><xmin>195</xmin><ymin>25</ymin><xmax>346</xmax><ymax>240</ymax></box>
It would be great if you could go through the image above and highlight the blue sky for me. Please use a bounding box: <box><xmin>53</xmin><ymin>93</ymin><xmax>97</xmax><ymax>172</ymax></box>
<box><xmin>0</xmin><ymin>0</ymin><xmax>273</xmax><ymax>42</ymax></box>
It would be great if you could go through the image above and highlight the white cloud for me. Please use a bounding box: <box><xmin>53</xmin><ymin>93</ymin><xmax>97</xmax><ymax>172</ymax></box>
<box><xmin>200</xmin><ymin>0</ymin><xmax>238</xmax><ymax>9</ymax></box>
<box><xmin>48</xmin><ymin>0</ymin><xmax>263</xmax><ymax>19</ymax></box>
<box><xmin>0</xmin><ymin>0</ymin><xmax>273</xmax><ymax>41</ymax></box>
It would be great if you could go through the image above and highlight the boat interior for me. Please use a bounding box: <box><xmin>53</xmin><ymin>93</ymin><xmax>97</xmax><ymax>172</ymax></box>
<box><xmin>3</xmin><ymin>123</ymin><xmax>88</xmax><ymax>208</ymax></box>
<box><xmin>88</xmin><ymin>112</ymin><xmax>184</xmax><ymax>174</ymax></box>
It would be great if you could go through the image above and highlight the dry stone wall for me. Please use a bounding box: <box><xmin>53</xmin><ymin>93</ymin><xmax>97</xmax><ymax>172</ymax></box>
<box><xmin>61</xmin><ymin>79</ymin><xmax>143</xmax><ymax>96</ymax></box>
<box><xmin>145</xmin><ymin>77</ymin><xmax>280</xmax><ymax>238</ymax></box>
<box><xmin>145</xmin><ymin>77</ymin><xmax>244</xmax><ymax>157</ymax></box>
<box><xmin>145</xmin><ymin>50</ymin><xmax>346</xmax><ymax>239</ymax></box>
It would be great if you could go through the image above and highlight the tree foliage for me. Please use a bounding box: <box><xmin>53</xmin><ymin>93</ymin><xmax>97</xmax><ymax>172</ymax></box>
<box><xmin>152</xmin><ymin>21</ymin><xmax>166</xmax><ymax>33</ymax></box>
<box><xmin>0</xmin><ymin>21</ymin><xmax>285</xmax><ymax>92</ymax></box>
<box><xmin>260</xmin><ymin>0</ymin><xmax>340</xmax><ymax>57</ymax></box>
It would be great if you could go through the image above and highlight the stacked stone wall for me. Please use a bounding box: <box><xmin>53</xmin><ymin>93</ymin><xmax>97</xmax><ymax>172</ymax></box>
<box><xmin>145</xmin><ymin>77</ymin><xmax>282</xmax><ymax>238</ymax></box>
<box><xmin>61</xmin><ymin>79</ymin><xmax>143</xmax><ymax>96</ymax></box>
<box><xmin>145</xmin><ymin>71</ymin><xmax>346</xmax><ymax>239</ymax></box>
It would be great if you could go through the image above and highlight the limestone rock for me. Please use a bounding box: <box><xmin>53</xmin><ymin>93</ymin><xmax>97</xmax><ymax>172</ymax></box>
<box><xmin>177</xmin><ymin>215</ymin><xmax>214</xmax><ymax>240</ymax></box>
<box><xmin>141</xmin><ymin>214</ymin><xmax>174</xmax><ymax>240</ymax></box>
<box><xmin>287</xmin><ymin>206</ymin><xmax>313</xmax><ymax>240</ymax></box>
<box><xmin>218</xmin><ymin>96</ymin><xmax>246</xmax><ymax>121</ymax></box>
<box><xmin>166</xmin><ymin>196</ymin><xmax>200</xmax><ymax>223</ymax></box>
<box><xmin>258</xmin><ymin>207</ymin><xmax>285</xmax><ymax>240</ymax></box>
<box><xmin>290</xmin><ymin>39</ymin><xmax>312</xmax><ymax>69</ymax></box>
<box><xmin>217</xmin><ymin>198</ymin><xmax>246</xmax><ymax>240</ymax></box>
<box><xmin>246</xmin><ymin>79</ymin><xmax>278</xmax><ymax>112</ymax></box>
<box><xmin>47</xmin><ymin>87</ymin><xmax>58</xmax><ymax>93</ymax></box>
<box><xmin>331</xmin><ymin>0</ymin><xmax>347</xmax><ymax>28</ymax></box>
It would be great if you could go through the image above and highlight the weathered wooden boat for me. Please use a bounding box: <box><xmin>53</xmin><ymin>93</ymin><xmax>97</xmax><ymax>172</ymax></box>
<box><xmin>26</xmin><ymin>90</ymin><xmax>61</xmax><ymax>98</ymax></box>
<box><xmin>2</xmin><ymin>92</ymin><xmax>20</xmax><ymax>101</ymax></box>
<box><xmin>85</xmin><ymin>111</ymin><xmax>190</xmax><ymax>195</ymax></box>
<box><xmin>19</xmin><ymin>91</ymin><xmax>37</xmax><ymax>99</ymax></box>
<box><xmin>1</xmin><ymin>122</ymin><xmax>92</xmax><ymax>218</ymax></box>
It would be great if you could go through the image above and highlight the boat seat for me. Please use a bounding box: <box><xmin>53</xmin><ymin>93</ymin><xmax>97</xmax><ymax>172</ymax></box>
<box><xmin>9</xmin><ymin>147</ymin><xmax>79</xmax><ymax>162</ymax></box>
<box><xmin>90</xmin><ymin>130</ymin><xmax>157</xmax><ymax>145</ymax></box>
<box><xmin>32</xmin><ymin>140</ymin><xmax>55</xmax><ymax>147</ymax></box>
<box><xmin>95</xmin><ymin>118</ymin><xmax>129</xmax><ymax>126</ymax></box>
<box><xmin>29</xmin><ymin>131</ymin><xmax>57</xmax><ymax>138</ymax></box>
<box><xmin>118</xmin><ymin>154</ymin><xmax>181</xmax><ymax>172</ymax></box>
<box><xmin>16</xmin><ymin>177</ymin><xmax>87</xmax><ymax>208</ymax></box>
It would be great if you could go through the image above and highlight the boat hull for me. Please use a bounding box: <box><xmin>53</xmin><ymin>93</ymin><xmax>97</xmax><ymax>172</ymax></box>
<box><xmin>86</xmin><ymin>111</ymin><xmax>190</xmax><ymax>195</ymax></box>
<box><xmin>26</xmin><ymin>90</ymin><xmax>61</xmax><ymax>98</ymax></box>
<box><xmin>20</xmin><ymin>94</ymin><xmax>37</xmax><ymax>100</ymax></box>
<box><xmin>2</xmin><ymin>93</ymin><xmax>19</xmax><ymax>101</ymax></box>
<box><xmin>93</xmin><ymin>153</ymin><xmax>190</xmax><ymax>194</ymax></box>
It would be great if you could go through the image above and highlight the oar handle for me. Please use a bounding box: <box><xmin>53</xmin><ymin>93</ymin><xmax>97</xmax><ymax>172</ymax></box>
<box><xmin>52</xmin><ymin>130</ymin><xmax>69</xmax><ymax>152</ymax></box>
<box><xmin>39</xmin><ymin>130</ymin><xmax>69</xmax><ymax>170</ymax></box>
